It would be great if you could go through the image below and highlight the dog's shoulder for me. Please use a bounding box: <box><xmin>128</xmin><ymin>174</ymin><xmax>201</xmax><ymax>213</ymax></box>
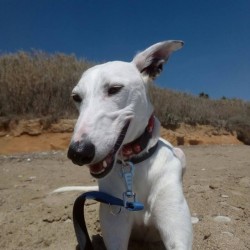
<box><xmin>158</xmin><ymin>138</ymin><xmax>186</xmax><ymax>171</ymax></box>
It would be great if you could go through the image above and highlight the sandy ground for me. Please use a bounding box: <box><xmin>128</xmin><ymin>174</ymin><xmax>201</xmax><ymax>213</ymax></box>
<box><xmin>0</xmin><ymin>144</ymin><xmax>250</xmax><ymax>250</ymax></box>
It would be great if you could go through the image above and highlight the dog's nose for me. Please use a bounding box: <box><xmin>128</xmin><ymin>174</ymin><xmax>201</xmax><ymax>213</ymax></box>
<box><xmin>67</xmin><ymin>140</ymin><xmax>95</xmax><ymax>166</ymax></box>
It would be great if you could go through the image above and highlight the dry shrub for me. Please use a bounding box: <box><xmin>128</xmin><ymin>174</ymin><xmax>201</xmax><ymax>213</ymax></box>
<box><xmin>0</xmin><ymin>51</ymin><xmax>250</xmax><ymax>144</ymax></box>
<box><xmin>0</xmin><ymin>51</ymin><xmax>93</xmax><ymax>119</ymax></box>
<box><xmin>149</xmin><ymin>84</ymin><xmax>250</xmax><ymax>144</ymax></box>
<box><xmin>149</xmin><ymin>85</ymin><xmax>213</xmax><ymax>126</ymax></box>
<box><xmin>227</xmin><ymin>114</ymin><xmax>250</xmax><ymax>145</ymax></box>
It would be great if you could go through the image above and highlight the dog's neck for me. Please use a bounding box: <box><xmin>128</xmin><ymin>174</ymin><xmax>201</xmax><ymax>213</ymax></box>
<box><xmin>118</xmin><ymin>115</ymin><xmax>160</xmax><ymax>162</ymax></box>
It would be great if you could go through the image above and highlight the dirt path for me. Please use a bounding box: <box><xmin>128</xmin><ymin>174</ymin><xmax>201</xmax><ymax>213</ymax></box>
<box><xmin>0</xmin><ymin>145</ymin><xmax>249</xmax><ymax>250</ymax></box>
<box><xmin>0</xmin><ymin>133</ymin><xmax>72</xmax><ymax>154</ymax></box>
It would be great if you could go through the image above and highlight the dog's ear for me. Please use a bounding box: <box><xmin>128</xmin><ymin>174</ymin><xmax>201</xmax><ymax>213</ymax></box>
<box><xmin>132</xmin><ymin>40</ymin><xmax>184</xmax><ymax>79</ymax></box>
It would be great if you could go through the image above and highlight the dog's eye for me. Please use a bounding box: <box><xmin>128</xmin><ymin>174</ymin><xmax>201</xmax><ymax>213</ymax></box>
<box><xmin>108</xmin><ymin>85</ymin><xmax>123</xmax><ymax>96</ymax></box>
<box><xmin>72</xmin><ymin>93</ymin><xmax>82</xmax><ymax>103</ymax></box>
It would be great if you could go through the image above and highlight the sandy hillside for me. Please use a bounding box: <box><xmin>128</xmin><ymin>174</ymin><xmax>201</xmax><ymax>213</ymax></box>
<box><xmin>0</xmin><ymin>118</ymin><xmax>242</xmax><ymax>155</ymax></box>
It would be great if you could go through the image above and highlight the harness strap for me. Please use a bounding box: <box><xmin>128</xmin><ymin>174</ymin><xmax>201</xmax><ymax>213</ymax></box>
<box><xmin>73</xmin><ymin>191</ymin><xmax>144</xmax><ymax>250</ymax></box>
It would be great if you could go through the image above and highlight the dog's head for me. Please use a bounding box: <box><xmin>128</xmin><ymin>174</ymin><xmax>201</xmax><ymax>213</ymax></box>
<box><xmin>68</xmin><ymin>40</ymin><xmax>183</xmax><ymax>178</ymax></box>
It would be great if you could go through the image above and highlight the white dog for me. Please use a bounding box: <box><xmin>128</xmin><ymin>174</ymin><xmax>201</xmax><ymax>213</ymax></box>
<box><xmin>55</xmin><ymin>40</ymin><xmax>192</xmax><ymax>250</ymax></box>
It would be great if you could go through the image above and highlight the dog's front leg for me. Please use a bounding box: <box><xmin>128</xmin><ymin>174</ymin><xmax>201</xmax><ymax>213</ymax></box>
<box><xmin>153</xmin><ymin>188</ymin><xmax>193</xmax><ymax>250</ymax></box>
<box><xmin>99</xmin><ymin>204</ymin><xmax>133</xmax><ymax>250</ymax></box>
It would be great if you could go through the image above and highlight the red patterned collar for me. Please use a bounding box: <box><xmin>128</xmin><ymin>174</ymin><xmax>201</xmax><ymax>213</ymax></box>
<box><xmin>120</xmin><ymin>114</ymin><xmax>155</xmax><ymax>159</ymax></box>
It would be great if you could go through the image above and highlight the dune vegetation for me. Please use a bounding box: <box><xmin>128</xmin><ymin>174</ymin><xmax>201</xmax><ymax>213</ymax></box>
<box><xmin>0</xmin><ymin>51</ymin><xmax>249</xmax><ymax>144</ymax></box>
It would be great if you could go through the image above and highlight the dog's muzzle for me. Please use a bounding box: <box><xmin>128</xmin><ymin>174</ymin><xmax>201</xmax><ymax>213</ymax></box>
<box><xmin>68</xmin><ymin>121</ymin><xmax>130</xmax><ymax>178</ymax></box>
<box><xmin>67</xmin><ymin>140</ymin><xmax>95</xmax><ymax>166</ymax></box>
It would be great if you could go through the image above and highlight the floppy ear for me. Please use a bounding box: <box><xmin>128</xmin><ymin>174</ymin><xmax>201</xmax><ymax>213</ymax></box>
<box><xmin>132</xmin><ymin>40</ymin><xmax>184</xmax><ymax>79</ymax></box>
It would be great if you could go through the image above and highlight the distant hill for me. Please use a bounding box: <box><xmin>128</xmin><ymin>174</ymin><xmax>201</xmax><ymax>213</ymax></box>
<box><xmin>0</xmin><ymin>51</ymin><xmax>249</xmax><ymax>144</ymax></box>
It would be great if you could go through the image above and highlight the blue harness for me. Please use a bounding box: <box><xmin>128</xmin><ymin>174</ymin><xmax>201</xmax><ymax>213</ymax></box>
<box><xmin>73</xmin><ymin>139</ymin><xmax>159</xmax><ymax>250</ymax></box>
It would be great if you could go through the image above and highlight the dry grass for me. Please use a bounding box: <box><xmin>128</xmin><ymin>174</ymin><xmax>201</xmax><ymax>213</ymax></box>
<box><xmin>0</xmin><ymin>51</ymin><xmax>249</xmax><ymax>144</ymax></box>
<box><xmin>149</xmin><ymin>85</ymin><xmax>250</xmax><ymax>144</ymax></box>
<box><xmin>149</xmin><ymin>85</ymin><xmax>250</xmax><ymax>126</ymax></box>
<box><xmin>0</xmin><ymin>51</ymin><xmax>92</xmax><ymax>119</ymax></box>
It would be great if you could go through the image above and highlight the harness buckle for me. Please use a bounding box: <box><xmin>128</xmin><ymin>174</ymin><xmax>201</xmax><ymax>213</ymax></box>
<box><xmin>121</xmin><ymin>161</ymin><xmax>139</xmax><ymax>209</ymax></box>
<box><xmin>123</xmin><ymin>191</ymin><xmax>136</xmax><ymax>207</ymax></box>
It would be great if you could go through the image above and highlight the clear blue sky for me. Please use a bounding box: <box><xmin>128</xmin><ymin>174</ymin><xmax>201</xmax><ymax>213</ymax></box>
<box><xmin>1</xmin><ymin>0</ymin><xmax>249</xmax><ymax>100</ymax></box>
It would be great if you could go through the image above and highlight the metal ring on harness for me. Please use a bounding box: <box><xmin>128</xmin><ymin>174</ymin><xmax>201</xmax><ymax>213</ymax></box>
<box><xmin>109</xmin><ymin>204</ymin><xmax>122</xmax><ymax>215</ymax></box>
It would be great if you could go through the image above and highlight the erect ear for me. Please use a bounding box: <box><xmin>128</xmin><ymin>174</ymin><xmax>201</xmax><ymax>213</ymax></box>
<box><xmin>132</xmin><ymin>40</ymin><xmax>184</xmax><ymax>79</ymax></box>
